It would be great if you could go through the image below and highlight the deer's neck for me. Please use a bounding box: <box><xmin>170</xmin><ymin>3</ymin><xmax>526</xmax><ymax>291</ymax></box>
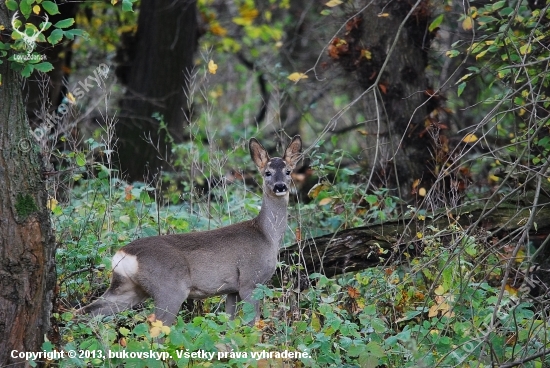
<box><xmin>256</xmin><ymin>194</ymin><xmax>289</xmax><ymax>248</ymax></box>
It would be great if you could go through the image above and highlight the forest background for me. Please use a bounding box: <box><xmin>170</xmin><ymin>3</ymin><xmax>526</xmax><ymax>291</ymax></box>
<box><xmin>1</xmin><ymin>0</ymin><xmax>550</xmax><ymax>366</ymax></box>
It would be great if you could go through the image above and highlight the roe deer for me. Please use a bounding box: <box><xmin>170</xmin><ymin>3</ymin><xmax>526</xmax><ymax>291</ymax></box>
<box><xmin>77</xmin><ymin>136</ymin><xmax>302</xmax><ymax>326</ymax></box>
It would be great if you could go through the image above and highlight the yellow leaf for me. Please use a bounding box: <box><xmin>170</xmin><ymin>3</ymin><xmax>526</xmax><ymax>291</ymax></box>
<box><xmin>519</xmin><ymin>44</ymin><xmax>531</xmax><ymax>55</ymax></box>
<box><xmin>161</xmin><ymin>326</ymin><xmax>171</xmax><ymax>335</ymax></box>
<box><xmin>475</xmin><ymin>49</ymin><xmax>488</xmax><ymax>60</ymax></box>
<box><xmin>428</xmin><ymin>305</ymin><xmax>439</xmax><ymax>317</ymax></box>
<box><xmin>325</xmin><ymin>0</ymin><xmax>343</xmax><ymax>7</ymax></box>
<box><xmin>32</xmin><ymin>5</ymin><xmax>40</xmax><ymax>14</ymax></box>
<box><xmin>308</xmin><ymin>182</ymin><xmax>330</xmax><ymax>198</ymax></box>
<box><xmin>111</xmin><ymin>0</ymin><xmax>118</xmax><ymax>5</ymax></box>
<box><xmin>318</xmin><ymin>197</ymin><xmax>334</xmax><ymax>206</ymax></box>
<box><xmin>47</xmin><ymin>197</ymin><xmax>58</xmax><ymax>211</ymax></box>
<box><xmin>150</xmin><ymin>320</ymin><xmax>163</xmax><ymax>327</ymax></box>
<box><xmin>462</xmin><ymin>133</ymin><xmax>478</xmax><ymax>143</ymax></box>
<box><xmin>462</xmin><ymin>16</ymin><xmax>473</xmax><ymax>31</ymax></box>
<box><xmin>239</xmin><ymin>5</ymin><xmax>259</xmax><ymax>20</ymax></box>
<box><xmin>150</xmin><ymin>326</ymin><xmax>161</xmax><ymax>338</ymax></box>
<box><xmin>311</xmin><ymin>312</ymin><xmax>321</xmax><ymax>332</ymax></box>
<box><xmin>208</xmin><ymin>59</ymin><xmax>218</xmax><ymax>74</ymax></box>
<box><xmin>505</xmin><ymin>284</ymin><xmax>518</xmax><ymax>296</ymax></box>
<box><xmin>418</xmin><ymin>214</ymin><xmax>426</xmax><ymax>221</ymax></box>
<box><xmin>360</xmin><ymin>49</ymin><xmax>372</xmax><ymax>60</ymax></box>
<box><xmin>210</xmin><ymin>24</ymin><xmax>227</xmax><ymax>37</ymax></box>
<box><xmin>232</xmin><ymin>16</ymin><xmax>253</xmax><ymax>26</ymax></box>
<box><xmin>416</xmin><ymin>232</ymin><xmax>423</xmax><ymax>239</ymax></box>
<box><xmin>287</xmin><ymin>72</ymin><xmax>308</xmax><ymax>82</ymax></box>
<box><xmin>378</xmin><ymin>13</ymin><xmax>390</xmax><ymax>17</ymax></box>
<box><xmin>67</xmin><ymin>92</ymin><xmax>76</xmax><ymax>104</ymax></box>
<box><xmin>434</xmin><ymin>285</ymin><xmax>445</xmax><ymax>295</ymax></box>
<box><xmin>418</xmin><ymin>187</ymin><xmax>426</xmax><ymax>197</ymax></box>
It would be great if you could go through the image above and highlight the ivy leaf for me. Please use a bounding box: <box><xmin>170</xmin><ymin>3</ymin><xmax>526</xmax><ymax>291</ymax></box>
<box><xmin>47</xmin><ymin>29</ymin><xmax>64</xmax><ymax>45</ymax></box>
<box><xmin>54</xmin><ymin>18</ymin><xmax>75</xmax><ymax>29</ymax></box>
<box><xmin>42</xmin><ymin>1</ymin><xmax>60</xmax><ymax>15</ymax></box>
<box><xmin>34</xmin><ymin>62</ymin><xmax>54</xmax><ymax>73</ymax></box>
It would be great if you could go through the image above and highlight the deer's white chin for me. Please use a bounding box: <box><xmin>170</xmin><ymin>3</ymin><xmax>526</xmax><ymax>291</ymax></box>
<box><xmin>275</xmin><ymin>191</ymin><xmax>287</xmax><ymax>197</ymax></box>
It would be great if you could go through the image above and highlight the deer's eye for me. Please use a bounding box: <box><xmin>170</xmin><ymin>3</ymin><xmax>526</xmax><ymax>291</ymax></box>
<box><xmin>286</xmin><ymin>170</ymin><xmax>291</xmax><ymax>175</ymax></box>
<box><xmin>265</xmin><ymin>171</ymin><xmax>272</xmax><ymax>177</ymax></box>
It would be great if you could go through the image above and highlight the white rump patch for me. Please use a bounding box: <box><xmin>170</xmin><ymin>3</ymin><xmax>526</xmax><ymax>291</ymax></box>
<box><xmin>112</xmin><ymin>251</ymin><xmax>138</xmax><ymax>278</ymax></box>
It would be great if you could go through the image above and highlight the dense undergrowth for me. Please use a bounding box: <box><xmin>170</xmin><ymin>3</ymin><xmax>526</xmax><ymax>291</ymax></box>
<box><xmin>40</xmin><ymin>131</ymin><xmax>549</xmax><ymax>368</ymax></box>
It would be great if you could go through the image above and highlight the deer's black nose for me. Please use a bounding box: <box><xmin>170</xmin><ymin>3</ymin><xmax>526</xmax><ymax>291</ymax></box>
<box><xmin>274</xmin><ymin>183</ymin><xmax>288</xmax><ymax>195</ymax></box>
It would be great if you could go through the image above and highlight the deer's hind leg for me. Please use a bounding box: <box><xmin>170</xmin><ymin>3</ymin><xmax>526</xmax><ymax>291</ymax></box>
<box><xmin>78</xmin><ymin>272</ymin><xmax>148</xmax><ymax>317</ymax></box>
<box><xmin>150</xmin><ymin>280</ymin><xmax>190</xmax><ymax>326</ymax></box>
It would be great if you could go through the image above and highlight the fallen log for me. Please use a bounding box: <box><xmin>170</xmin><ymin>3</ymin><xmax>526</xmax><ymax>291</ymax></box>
<box><xmin>279</xmin><ymin>201</ymin><xmax>550</xmax><ymax>279</ymax></box>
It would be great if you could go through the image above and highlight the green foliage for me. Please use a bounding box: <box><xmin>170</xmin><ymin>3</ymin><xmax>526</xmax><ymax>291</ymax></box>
<box><xmin>450</xmin><ymin>2</ymin><xmax>550</xmax><ymax>168</ymax></box>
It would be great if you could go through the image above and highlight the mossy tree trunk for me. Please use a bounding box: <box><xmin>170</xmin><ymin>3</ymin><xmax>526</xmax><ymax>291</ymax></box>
<box><xmin>0</xmin><ymin>5</ymin><xmax>56</xmax><ymax>366</ymax></box>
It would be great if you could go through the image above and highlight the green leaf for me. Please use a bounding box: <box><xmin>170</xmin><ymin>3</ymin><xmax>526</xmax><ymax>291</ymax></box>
<box><xmin>429</xmin><ymin>14</ymin><xmax>444</xmax><ymax>32</ymax></box>
<box><xmin>241</xmin><ymin>301</ymin><xmax>256</xmax><ymax>324</ymax></box>
<box><xmin>492</xmin><ymin>0</ymin><xmax>506</xmax><ymax>10</ymax></box>
<box><xmin>366</xmin><ymin>341</ymin><xmax>385</xmax><ymax>358</ymax></box>
<box><xmin>34</xmin><ymin>62</ymin><xmax>54</xmax><ymax>72</ymax></box>
<box><xmin>365</xmin><ymin>194</ymin><xmax>378</xmax><ymax>205</ymax></box>
<box><xmin>19</xmin><ymin>1</ymin><xmax>31</xmax><ymax>17</ymax></box>
<box><xmin>139</xmin><ymin>190</ymin><xmax>152</xmax><ymax>204</ymax></box>
<box><xmin>54</xmin><ymin>18</ymin><xmax>75</xmax><ymax>29</ymax></box>
<box><xmin>122</xmin><ymin>0</ymin><xmax>134</xmax><ymax>12</ymax></box>
<box><xmin>47</xmin><ymin>29</ymin><xmax>64</xmax><ymax>45</ymax></box>
<box><xmin>21</xmin><ymin>64</ymin><xmax>34</xmax><ymax>77</ymax></box>
<box><xmin>457</xmin><ymin>81</ymin><xmax>466</xmax><ymax>97</ymax></box>
<box><xmin>64</xmin><ymin>29</ymin><xmax>86</xmax><ymax>40</ymax></box>
<box><xmin>76</xmin><ymin>152</ymin><xmax>86</xmax><ymax>167</ymax></box>
<box><xmin>42</xmin><ymin>1</ymin><xmax>60</xmax><ymax>15</ymax></box>
<box><xmin>6</xmin><ymin>0</ymin><xmax>18</xmax><ymax>11</ymax></box>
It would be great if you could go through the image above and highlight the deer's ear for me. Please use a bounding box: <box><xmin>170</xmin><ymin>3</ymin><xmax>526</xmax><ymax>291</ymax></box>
<box><xmin>249</xmin><ymin>138</ymin><xmax>270</xmax><ymax>170</ymax></box>
<box><xmin>283</xmin><ymin>135</ymin><xmax>302</xmax><ymax>168</ymax></box>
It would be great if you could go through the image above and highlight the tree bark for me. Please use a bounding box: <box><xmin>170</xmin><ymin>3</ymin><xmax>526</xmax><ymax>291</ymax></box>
<box><xmin>330</xmin><ymin>0</ymin><xmax>435</xmax><ymax>198</ymax></box>
<box><xmin>116</xmin><ymin>0</ymin><xmax>198</xmax><ymax>181</ymax></box>
<box><xmin>0</xmin><ymin>5</ymin><xmax>56</xmax><ymax>366</ymax></box>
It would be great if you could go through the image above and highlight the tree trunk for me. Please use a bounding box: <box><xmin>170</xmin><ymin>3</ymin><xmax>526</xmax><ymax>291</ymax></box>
<box><xmin>330</xmin><ymin>0</ymin><xmax>434</xmax><ymax>198</ymax></box>
<box><xmin>0</xmin><ymin>5</ymin><xmax>56</xmax><ymax>366</ymax></box>
<box><xmin>116</xmin><ymin>0</ymin><xmax>198</xmax><ymax>181</ymax></box>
